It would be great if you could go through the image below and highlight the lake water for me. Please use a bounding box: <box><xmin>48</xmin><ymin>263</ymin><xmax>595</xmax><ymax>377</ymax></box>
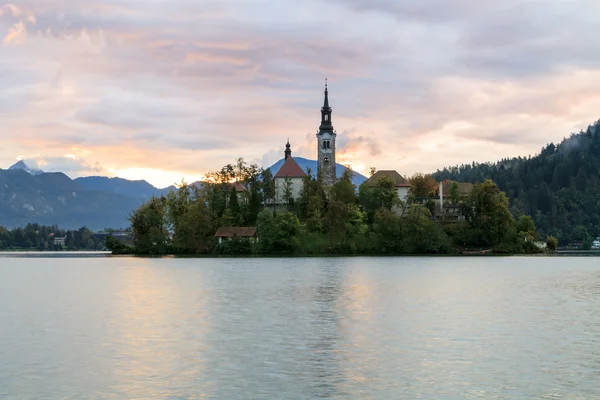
<box><xmin>1</xmin><ymin>256</ymin><xmax>599</xmax><ymax>399</ymax></box>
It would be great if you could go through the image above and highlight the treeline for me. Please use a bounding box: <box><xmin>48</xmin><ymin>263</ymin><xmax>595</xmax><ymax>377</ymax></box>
<box><xmin>0</xmin><ymin>224</ymin><xmax>105</xmax><ymax>251</ymax></box>
<box><xmin>121</xmin><ymin>158</ymin><xmax>544</xmax><ymax>255</ymax></box>
<box><xmin>433</xmin><ymin>120</ymin><xmax>600</xmax><ymax>245</ymax></box>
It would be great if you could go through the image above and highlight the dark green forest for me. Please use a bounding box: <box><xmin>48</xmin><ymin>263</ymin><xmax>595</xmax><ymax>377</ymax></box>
<box><xmin>433</xmin><ymin>120</ymin><xmax>600</xmax><ymax>244</ymax></box>
<box><xmin>0</xmin><ymin>224</ymin><xmax>105</xmax><ymax>251</ymax></box>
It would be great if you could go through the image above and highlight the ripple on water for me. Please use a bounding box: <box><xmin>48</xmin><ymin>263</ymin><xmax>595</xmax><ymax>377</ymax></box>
<box><xmin>0</xmin><ymin>256</ymin><xmax>599</xmax><ymax>399</ymax></box>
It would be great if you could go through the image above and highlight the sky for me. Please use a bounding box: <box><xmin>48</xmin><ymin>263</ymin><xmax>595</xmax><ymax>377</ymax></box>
<box><xmin>1</xmin><ymin>0</ymin><xmax>600</xmax><ymax>188</ymax></box>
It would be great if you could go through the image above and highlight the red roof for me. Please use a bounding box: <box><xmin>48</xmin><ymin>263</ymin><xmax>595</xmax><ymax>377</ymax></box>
<box><xmin>274</xmin><ymin>156</ymin><xmax>306</xmax><ymax>178</ymax></box>
<box><xmin>365</xmin><ymin>170</ymin><xmax>409</xmax><ymax>187</ymax></box>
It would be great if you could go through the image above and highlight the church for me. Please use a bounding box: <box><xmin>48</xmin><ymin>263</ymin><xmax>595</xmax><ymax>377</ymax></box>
<box><xmin>272</xmin><ymin>82</ymin><xmax>338</xmax><ymax>204</ymax></box>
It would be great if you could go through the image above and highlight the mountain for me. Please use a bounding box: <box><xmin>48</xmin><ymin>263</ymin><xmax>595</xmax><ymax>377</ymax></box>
<box><xmin>433</xmin><ymin>119</ymin><xmax>600</xmax><ymax>242</ymax></box>
<box><xmin>8</xmin><ymin>160</ymin><xmax>44</xmax><ymax>176</ymax></box>
<box><xmin>74</xmin><ymin>176</ymin><xmax>167</xmax><ymax>201</ymax></box>
<box><xmin>268</xmin><ymin>157</ymin><xmax>368</xmax><ymax>186</ymax></box>
<box><xmin>0</xmin><ymin>156</ymin><xmax>365</xmax><ymax>230</ymax></box>
<box><xmin>0</xmin><ymin>169</ymin><xmax>143</xmax><ymax>230</ymax></box>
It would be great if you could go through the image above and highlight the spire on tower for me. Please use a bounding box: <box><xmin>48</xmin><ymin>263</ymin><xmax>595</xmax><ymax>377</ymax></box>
<box><xmin>284</xmin><ymin>139</ymin><xmax>292</xmax><ymax>160</ymax></box>
<box><xmin>323</xmin><ymin>78</ymin><xmax>330</xmax><ymax>109</ymax></box>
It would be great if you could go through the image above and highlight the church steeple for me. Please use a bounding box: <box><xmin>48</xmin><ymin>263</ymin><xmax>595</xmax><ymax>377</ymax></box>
<box><xmin>323</xmin><ymin>78</ymin><xmax>330</xmax><ymax>109</ymax></box>
<box><xmin>284</xmin><ymin>139</ymin><xmax>291</xmax><ymax>160</ymax></box>
<box><xmin>319</xmin><ymin>79</ymin><xmax>333</xmax><ymax>133</ymax></box>
<box><xmin>316</xmin><ymin>79</ymin><xmax>337</xmax><ymax>186</ymax></box>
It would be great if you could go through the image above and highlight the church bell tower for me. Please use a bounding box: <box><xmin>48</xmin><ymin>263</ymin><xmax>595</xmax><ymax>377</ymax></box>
<box><xmin>316</xmin><ymin>80</ymin><xmax>337</xmax><ymax>185</ymax></box>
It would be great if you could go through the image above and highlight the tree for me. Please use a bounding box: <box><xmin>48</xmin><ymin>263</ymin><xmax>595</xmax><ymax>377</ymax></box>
<box><xmin>516</xmin><ymin>215</ymin><xmax>537</xmax><ymax>241</ymax></box>
<box><xmin>129</xmin><ymin>196</ymin><xmax>170</xmax><ymax>254</ymax></box>
<box><xmin>261</xmin><ymin>168</ymin><xmax>276</xmax><ymax>205</ymax></box>
<box><xmin>257</xmin><ymin>210</ymin><xmax>303</xmax><ymax>254</ymax></box>
<box><xmin>408</xmin><ymin>173</ymin><xmax>437</xmax><ymax>202</ymax></box>
<box><xmin>402</xmin><ymin>205</ymin><xmax>451</xmax><ymax>253</ymax></box>
<box><xmin>448</xmin><ymin>181</ymin><xmax>460</xmax><ymax>204</ymax></box>
<box><xmin>546</xmin><ymin>236</ymin><xmax>558</xmax><ymax>252</ymax></box>
<box><xmin>358</xmin><ymin>175</ymin><xmax>399</xmax><ymax>222</ymax></box>
<box><xmin>464</xmin><ymin>180</ymin><xmax>515</xmax><ymax>247</ymax></box>
<box><xmin>283</xmin><ymin>177</ymin><xmax>294</xmax><ymax>208</ymax></box>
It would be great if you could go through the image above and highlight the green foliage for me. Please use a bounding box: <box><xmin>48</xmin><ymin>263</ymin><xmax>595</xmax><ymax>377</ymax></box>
<box><xmin>434</xmin><ymin>120</ymin><xmax>600</xmax><ymax>242</ymax></box>
<box><xmin>448</xmin><ymin>182</ymin><xmax>460</xmax><ymax>204</ymax></box>
<box><xmin>123</xmin><ymin>154</ymin><xmax>541</xmax><ymax>256</ymax></box>
<box><xmin>463</xmin><ymin>180</ymin><xmax>515</xmax><ymax>247</ymax></box>
<box><xmin>217</xmin><ymin>237</ymin><xmax>254</xmax><ymax>255</ymax></box>
<box><xmin>546</xmin><ymin>236</ymin><xmax>558</xmax><ymax>252</ymax></box>
<box><xmin>129</xmin><ymin>196</ymin><xmax>170</xmax><ymax>254</ymax></box>
<box><xmin>408</xmin><ymin>173</ymin><xmax>437</xmax><ymax>202</ymax></box>
<box><xmin>261</xmin><ymin>168</ymin><xmax>276</xmax><ymax>204</ymax></box>
<box><xmin>0</xmin><ymin>223</ymin><xmax>107</xmax><ymax>251</ymax></box>
<box><xmin>516</xmin><ymin>215</ymin><xmax>537</xmax><ymax>241</ymax></box>
<box><xmin>358</xmin><ymin>175</ymin><xmax>399</xmax><ymax>223</ymax></box>
<box><xmin>256</xmin><ymin>210</ymin><xmax>303</xmax><ymax>254</ymax></box>
<box><xmin>105</xmin><ymin>235</ymin><xmax>131</xmax><ymax>254</ymax></box>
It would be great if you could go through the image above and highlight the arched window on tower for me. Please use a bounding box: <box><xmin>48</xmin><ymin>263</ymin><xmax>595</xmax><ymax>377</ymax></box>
<box><xmin>324</xmin><ymin>157</ymin><xmax>329</xmax><ymax>164</ymax></box>
<box><xmin>324</xmin><ymin>115</ymin><xmax>329</xmax><ymax>121</ymax></box>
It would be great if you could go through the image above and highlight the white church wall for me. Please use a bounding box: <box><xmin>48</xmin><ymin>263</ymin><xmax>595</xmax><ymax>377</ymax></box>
<box><xmin>274</xmin><ymin>177</ymin><xmax>304</xmax><ymax>204</ymax></box>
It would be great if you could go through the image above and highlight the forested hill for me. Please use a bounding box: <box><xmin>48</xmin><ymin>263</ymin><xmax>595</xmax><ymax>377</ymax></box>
<box><xmin>433</xmin><ymin>120</ymin><xmax>600</xmax><ymax>242</ymax></box>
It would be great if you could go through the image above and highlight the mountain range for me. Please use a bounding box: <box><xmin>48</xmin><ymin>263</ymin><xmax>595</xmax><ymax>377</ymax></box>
<box><xmin>0</xmin><ymin>159</ymin><xmax>367</xmax><ymax>230</ymax></box>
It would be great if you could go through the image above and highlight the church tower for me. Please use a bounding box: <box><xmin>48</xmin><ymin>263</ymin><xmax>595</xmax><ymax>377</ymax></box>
<box><xmin>316</xmin><ymin>80</ymin><xmax>337</xmax><ymax>185</ymax></box>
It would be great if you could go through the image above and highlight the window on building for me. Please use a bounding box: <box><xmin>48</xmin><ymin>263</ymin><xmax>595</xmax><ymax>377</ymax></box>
<box><xmin>324</xmin><ymin>157</ymin><xmax>329</xmax><ymax>163</ymax></box>
<box><xmin>324</xmin><ymin>115</ymin><xmax>329</xmax><ymax>121</ymax></box>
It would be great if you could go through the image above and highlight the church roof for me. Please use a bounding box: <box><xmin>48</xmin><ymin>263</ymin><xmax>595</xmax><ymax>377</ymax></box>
<box><xmin>364</xmin><ymin>170</ymin><xmax>410</xmax><ymax>187</ymax></box>
<box><xmin>274</xmin><ymin>156</ymin><xmax>306</xmax><ymax>179</ymax></box>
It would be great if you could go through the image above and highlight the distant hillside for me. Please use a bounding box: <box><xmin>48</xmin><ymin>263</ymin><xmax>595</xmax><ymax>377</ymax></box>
<box><xmin>74</xmin><ymin>176</ymin><xmax>166</xmax><ymax>201</ymax></box>
<box><xmin>268</xmin><ymin>157</ymin><xmax>368</xmax><ymax>186</ymax></box>
<box><xmin>0</xmin><ymin>169</ymin><xmax>142</xmax><ymax>230</ymax></box>
<box><xmin>433</xmin><ymin>119</ymin><xmax>600</xmax><ymax>243</ymax></box>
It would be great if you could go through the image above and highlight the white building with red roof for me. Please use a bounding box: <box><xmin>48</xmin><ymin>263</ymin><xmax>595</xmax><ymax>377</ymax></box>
<box><xmin>273</xmin><ymin>140</ymin><xmax>306</xmax><ymax>205</ymax></box>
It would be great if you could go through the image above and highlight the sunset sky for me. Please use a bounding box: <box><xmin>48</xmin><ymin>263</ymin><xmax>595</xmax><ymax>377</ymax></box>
<box><xmin>1</xmin><ymin>0</ymin><xmax>599</xmax><ymax>188</ymax></box>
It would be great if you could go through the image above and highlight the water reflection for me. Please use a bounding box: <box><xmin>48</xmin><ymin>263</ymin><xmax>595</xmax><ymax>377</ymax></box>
<box><xmin>105</xmin><ymin>259</ymin><xmax>213</xmax><ymax>398</ymax></box>
<box><xmin>1</xmin><ymin>256</ymin><xmax>600</xmax><ymax>399</ymax></box>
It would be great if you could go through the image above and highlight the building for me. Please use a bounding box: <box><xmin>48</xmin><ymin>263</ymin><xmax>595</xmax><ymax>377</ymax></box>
<box><xmin>316</xmin><ymin>80</ymin><xmax>337</xmax><ymax>186</ymax></box>
<box><xmin>364</xmin><ymin>170</ymin><xmax>411</xmax><ymax>202</ymax></box>
<box><xmin>273</xmin><ymin>140</ymin><xmax>306</xmax><ymax>205</ymax></box>
<box><xmin>434</xmin><ymin>180</ymin><xmax>474</xmax><ymax>223</ymax></box>
<box><xmin>53</xmin><ymin>236</ymin><xmax>66</xmax><ymax>247</ymax></box>
<box><xmin>214</xmin><ymin>227</ymin><xmax>258</xmax><ymax>244</ymax></box>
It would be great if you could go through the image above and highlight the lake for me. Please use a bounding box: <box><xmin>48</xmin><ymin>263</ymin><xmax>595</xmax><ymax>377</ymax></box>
<box><xmin>0</xmin><ymin>256</ymin><xmax>599</xmax><ymax>399</ymax></box>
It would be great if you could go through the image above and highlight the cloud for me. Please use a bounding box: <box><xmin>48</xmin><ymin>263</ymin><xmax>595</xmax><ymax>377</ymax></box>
<box><xmin>22</xmin><ymin>155</ymin><xmax>105</xmax><ymax>176</ymax></box>
<box><xmin>0</xmin><ymin>0</ymin><xmax>599</xmax><ymax>186</ymax></box>
<box><xmin>337</xmin><ymin>129</ymin><xmax>382</xmax><ymax>157</ymax></box>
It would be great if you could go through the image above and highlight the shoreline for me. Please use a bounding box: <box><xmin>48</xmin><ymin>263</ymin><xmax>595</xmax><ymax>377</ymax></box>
<box><xmin>2</xmin><ymin>251</ymin><xmax>599</xmax><ymax>258</ymax></box>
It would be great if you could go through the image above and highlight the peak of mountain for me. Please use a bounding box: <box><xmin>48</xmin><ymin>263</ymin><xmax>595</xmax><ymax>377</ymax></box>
<box><xmin>268</xmin><ymin>157</ymin><xmax>368</xmax><ymax>186</ymax></box>
<box><xmin>8</xmin><ymin>160</ymin><xmax>44</xmax><ymax>176</ymax></box>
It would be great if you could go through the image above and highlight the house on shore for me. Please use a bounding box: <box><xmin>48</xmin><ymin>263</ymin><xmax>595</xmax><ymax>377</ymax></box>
<box><xmin>214</xmin><ymin>226</ymin><xmax>258</xmax><ymax>244</ymax></box>
<box><xmin>363</xmin><ymin>170</ymin><xmax>411</xmax><ymax>202</ymax></box>
<box><xmin>433</xmin><ymin>180</ymin><xmax>474</xmax><ymax>223</ymax></box>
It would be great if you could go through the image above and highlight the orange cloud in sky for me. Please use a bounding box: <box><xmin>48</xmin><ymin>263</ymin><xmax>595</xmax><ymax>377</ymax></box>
<box><xmin>1</xmin><ymin>0</ymin><xmax>600</xmax><ymax>187</ymax></box>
